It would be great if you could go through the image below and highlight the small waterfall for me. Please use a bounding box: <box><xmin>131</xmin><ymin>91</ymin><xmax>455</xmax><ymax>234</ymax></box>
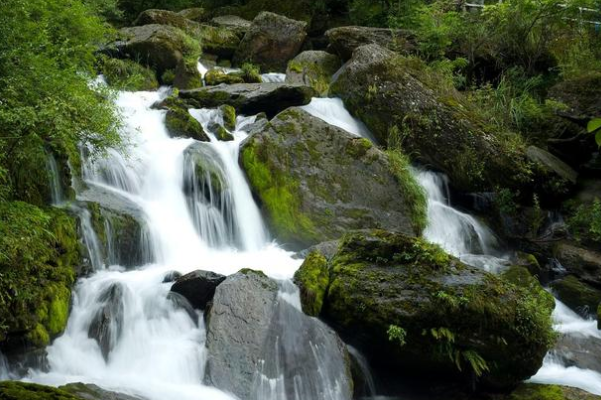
<box><xmin>261</xmin><ymin>73</ymin><xmax>286</xmax><ymax>83</ymax></box>
<box><xmin>0</xmin><ymin>351</ymin><xmax>9</xmax><ymax>380</ymax></box>
<box><xmin>347</xmin><ymin>346</ymin><xmax>377</xmax><ymax>399</ymax></box>
<box><xmin>46</xmin><ymin>153</ymin><xmax>65</xmax><ymax>205</ymax></box>
<box><xmin>301</xmin><ymin>98</ymin><xmax>375</xmax><ymax>140</ymax></box>
<box><xmin>251</xmin><ymin>285</ymin><xmax>352</xmax><ymax>400</ymax></box>
<box><xmin>530</xmin><ymin>299</ymin><xmax>601</xmax><ymax>395</ymax></box>
<box><xmin>79</xmin><ymin>207</ymin><xmax>105</xmax><ymax>271</ymax></box>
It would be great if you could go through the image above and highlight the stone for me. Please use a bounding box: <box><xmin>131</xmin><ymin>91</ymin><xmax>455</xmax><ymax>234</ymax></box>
<box><xmin>170</xmin><ymin>270</ymin><xmax>226</xmax><ymax>310</ymax></box>
<box><xmin>326</xmin><ymin>26</ymin><xmax>417</xmax><ymax>61</ymax></box>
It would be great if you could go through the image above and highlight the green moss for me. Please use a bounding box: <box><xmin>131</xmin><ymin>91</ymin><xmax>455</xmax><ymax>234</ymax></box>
<box><xmin>0</xmin><ymin>202</ymin><xmax>79</xmax><ymax>347</ymax></box>
<box><xmin>239</xmin><ymin>63</ymin><xmax>262</xmax><ymax>83</ymax></box>
<box><xmin>293</xmin><ymin>252</ymin><xmax>329</xmax><ymax>316</ymax></box>
<box><xmin>509</xmin><ymin>384</ymin><xmax>569</xmax><ymax>400</ymax></box>
<box><xmin>385</xmin><ymin>150</ymin><xmax>427</xmax><ymax>234</ymax></box>
<box><xmin>346</xmin><ymin>138</ymin><xmax>373</xmax><ymax>158</ymax></box>
<box><xmin>164</xmin><ymin>101</ymin><xmax>209</xmax><ymax>142</ymax></box>
<box><xmin>205</xmin><ymin>69</ymin><xmax>244</xmax><ymax>86</ymax></box>
<box><xmin>162</xmin><ymin>69</ymin><xmax>176</xmax><ymax>85</ymax></box>
<box><xmin>97</xmin><ymin>55</ymin><xmax>158</xmax><ymax>92</ymax></box>
<box><xmin>214</xmin><ymin>125</ymin><xmax>234</xmax><ymax>141</ymax></box>
<box><xmin>219</xmin><ymin>105</ymin><xmax>237</xmax><ymax>131</ymax></box>
<box><xmin>502</xmin><ymin>266</ymin><xmax>555</xmax><ymax>311</ymax></box>
<box><xmin>0</xmin><ymin>381</ymin><xmax>82</xmax><ymax>400</ymax></box>
<box><xmin>241</xmin><ymin>138</ymin><xmax>318</xmax><ymax>244</ymax></box>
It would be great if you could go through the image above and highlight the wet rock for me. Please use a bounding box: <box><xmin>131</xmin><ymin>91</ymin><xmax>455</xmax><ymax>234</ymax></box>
<box><xmin>60</xmin><ymin>382</ymin><xmax>146</xmax><ymax>400</ymax></box>
<box><xmin>526</xmin><ymin>146</ymin><xmax>578</xmax><ymax>195</ymax></box>
<box><xmin>554</xmin><ymin>241</ymin><xmax>601</xmax><ymax>288</ymax></box>
<box><xmin>172</xmin><ymin>57</ymin><xmax>203</xmax><ymax>90</ymax></box>
<box><xmin>166</xmin><ymin>292</ymin><xmax>198</xmax><ymax>324</ymax></box>
<box><xmin>326</xmin><ymin>26</ymin><xmax>417</xmax><ymax>61</ymax></box>
<box><xmin>311</xmin><ymin>230</ymin><xmax>555</xmax><ymax>390</ymax></box>
<box><xmin>162</xmin><ymin>98</ymin><xmax>210</xmax><ymax>142</ymax></box>
<box><xmin>170</xmin><ymin>270</ymin><xmax>226</xmax><ymax>310</ymax></box>
<box><xmin>551</xmin><ymin>275</ymin><xmax>601</xmax><ymax>317</ymax></box>
<box><xmin>240</xmin><ymin>107</ymin><xmax>426</xmax><ymax>249</ymax></box>
<box><xmin>285</xmin><ymin>50</ymin><xmax>341</xmax><ymax>95</ymax></box>
<box><xmin>505</xmin><ymin>383</ymin><xmax>601</xmax><ymax>400</ymax></box>
<box><xmin>204</xmin><ymin>269</ymin><xmax>352</xmax><ymax>400</ymax></box>
<box><xmin>178</xmin><ymin>83</ymin><xmax>314</xmax><ymax>118</ymax></box>
<box><xmin>204</xmin><ymin>69</ymin><xmax>244</xmax><ymax>86</ymax></box>
<box><xmin>207</xmin><ymin>122</ymin><xmax>234</xmax><ymax>142</ymax></box>
<box><xmin>88</xmin><ymin>283</ymin><xmax>125</xmax><ymax>361</ymax></box>
<box><xmin>219</xmin><ymin>105</ymin><xmax>237</xmax><ymax>131</ymax></box>
<box><xmin>552</xmin><ymin>334</ymin><xmax>601</xmax><ymax>373</ymax></box>
<box><xmin>233</xmin><ymin>12</ymin><xmax>307</xmax><ymax>72</ymax></box>
<box><xmin>162</xmin><ymin>271</ymin><xmax>182</xmax><ymax>283</ymax></box>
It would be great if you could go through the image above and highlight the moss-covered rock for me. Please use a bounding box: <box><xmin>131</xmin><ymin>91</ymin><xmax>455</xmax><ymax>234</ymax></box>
<box><xmin>0</xmin><ymin>381</ymin><xmax>82</xmax><ymax>400</ymax></box>
<box><xmin>553</xmin><ymin>241</ymin><xmax>601</xmax><ymax>288</ymax></box>
<box><xmin>293</xmin><ymin>251</ymin><xmax>329</xmax><ymax>316</ymax></box>
<box><xmin>501</xmin><ymin>265</ymin><xmax>555</xmax><ymax>310</ymax></box>
<box><xmin>548</xmin><ymin>72</ymin><xmax>601</xmax><ymax>119</ymax></box>
<box><xmin>506</xmin><ymin>383</ymin><xmax>601</xmax><ymax>400</ymax></box>
<box><xmin>219</xmin><ymin>105</ymin><xmax>237</xmax><ymax>131</ymax></box>
<box><xmin>96</xmin><ymin>55</ymin><xmax>158</xmax><ymax>91</ymax></box>
<box><xmin>326</xmin><ymin>26</ymin><xmax>417</xmax><ymax>61</ymax></box>
<box><xmin>0</xmin><ymin>202</ymin><xmax>81</xmax><ymax>350</ymax></box>
<box><xmin>208</xmin><ymin>122</ymin><xmax>234</xmax><ymax>142</ymax></box>
<box><xmin>178</xmin><ymin>83</ymin><xmax>314</xmax><ymax>118</ymax></box>
<box><xmin>59</xmin><ymin>383</ymin><xmax>143</xmax><ymax>400</ymax></box>
<box><xmin>161</xmin><ymin>97</ymin><xmax>210</xmax><ymax>141</ymax></box>
<box><xmin>233</xmin><ymin>12</ymin><xmax>307</xmax><ymax>72</ymax></box>
<box><xmin>210</xmin><ymin>15</ymin><xmax>252</xmax><ymax>38</ymax></box>
<box><xmin>205</xmin><ymin>69</ymin><xmax>245</xmax><ymax>86</ymax></box>
<box><xmin>240</xmin><ymin>108</ymin><xmax>426</xmax><ymax>249</ymax></box>
<box><xmin>329</xmin><ymin>44</ymin><xmax>555</xmax><ymax>196</ymax></box>
<box><xmin>177</xmin><ymin>8</ymin><xmax>208</xmax><ymax>22</ymax></box>
<box><xmin>286</xmin><ymin>50</ymin><xmax>341</xmax><ymax>96</ymax></box>
<box><xmin>319</xmin><ymin>230</ymin><xmax>555</xmax><ymax>390</ymax></box>
<box><xmin>551</xmin><ymin>275</ymin><xmax>601</xmax><ymax>317</ymax></box>
<box><xmin>172</xmin><ymin>57</ymin><xmax>203</xmax><ymax>90</ymax></box>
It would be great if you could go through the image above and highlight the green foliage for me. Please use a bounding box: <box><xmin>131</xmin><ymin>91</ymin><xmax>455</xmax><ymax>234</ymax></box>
<box><xmin>0</xmin><ymin>381</ymin><xmax>83</xmax><ymax>400</ymax></box>
<box><xmin>387</xmin><ymin>324</ymin><xmax>407</xmax><ymax>346</ymax></box>
<box><xmin>0</xmin><ymin>0</ymin><xmax>123</xmax><ymax>204</ymax></box>
<box><xmin>117</xmin><ymin>0</ymin><xmax>203</xmax><ymax>22</ymax></box>
<box><xmin>567</xmin><ymin>198</ymin><xmax>601</xmax><ymax>245</ymax></box>
<box><xmin>385</xmin><ymin>149</ymin><xmax>428</xmax><ymax>233</ymax></box>
<box><xmin>0</xmin><ymin>202</ymin><xmax>80</xmax><ymax>345</ymax></box>
<box><xmin>97</xmin><ymin>55</ymin><xmax>159</xmax><ymax>91</ymax></box>
<box><xmin>588</xmin><ymin>118</ymin><xmax>601</xmax><ymax>148</ymax></box>
<box><xmin>240</xmin><ymin>63</ymin><xmax>263</xmax><ymax>84</ymax></box>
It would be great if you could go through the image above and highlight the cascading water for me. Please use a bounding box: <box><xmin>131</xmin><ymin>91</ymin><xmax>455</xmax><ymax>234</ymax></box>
<box><xmin>301</xmin><ymin>98</ymin><xmax>375</xmax><ymax>141</ymax></box>
<box><xmin>46</xmin><ymin>153</ymin><xmax>65</xmax><ymax>205</ymax></box>
<box><xmin>0</xmin><ymin>351</ymin><xmax>9</xmax><ymax>381</ymax></box>
<box><xmin>24</xmin><ymin>86</ymin><xmax>358</xmax><ymax>400</ymax></box>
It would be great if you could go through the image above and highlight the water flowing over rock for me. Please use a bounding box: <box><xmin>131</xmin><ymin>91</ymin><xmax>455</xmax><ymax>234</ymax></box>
<box><xmin>88</xmin><ymin>283</ymin><xmax>126</xmax><ymax>361</ymax></box>
<box><xmin>298</xmin><ymin>230</ymin><xmax>556</xmax><ymax>390</ymax></box>
<box><xmin>169</xmin><ymin>270</ymin><xmax>225</xmax><ymax>310</ymax></box>
<box><xmin>325</xmin><ymin>26</ymin><xmax>416</xmax><ymax>61</ymax></box>
<box><xmin>234</xmin><ymin>12</ymin><xmax>307</xmax><ymax>72</ymax></box>
<box><xmin>205</xmin><ymin>270</ymin><xmax>352</xmax><ymax>400</ymax></box>
<box><xmin>178</xmin><ymin>83</ymin><xmax>315</xmax><ymax>118</ymax></box>
<box><xmin>241</xmin><ymin>107</ymin><xmax>425</xmax><ymax>249</ymax></box>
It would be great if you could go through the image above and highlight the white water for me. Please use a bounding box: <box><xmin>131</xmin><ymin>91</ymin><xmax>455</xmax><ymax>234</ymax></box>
<box><xmin>26</xmin><ymin>89</ymin><xmax>306</xmax><ymax>399</ymax></box>
<box><xmin>261</xmin><ymin>73</ymin><xmax>286</xmax><ymax>83</ymax></box>
<box><xmin>0</xmin><ymin>351</ymin><xmax>9</xmax><ymax>380</ymax></box>
<box><xmin>530</xmin><ymin>299</ymin><xmax>601</xmax><ymax>394</ymax></box>
<box><xmin>301</xmin><ymin>98</ymin><xmax>375</xmax><ymax>141</ymax></box>
<box><xmin>46</xmin><ymin>153</ymin><xmax>65</xmax><ymax>205</ymax></box>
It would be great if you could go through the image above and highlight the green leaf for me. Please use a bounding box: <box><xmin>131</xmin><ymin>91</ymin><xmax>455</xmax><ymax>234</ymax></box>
<box><xmin>588</xmin><ymin>118</ymin><xmax>601</xmax><ymax>134</ymax></box>
<box><xmin>596</xmin><ymin>131</ymin><xmax>601</xmax><ymax>148</ymax></box>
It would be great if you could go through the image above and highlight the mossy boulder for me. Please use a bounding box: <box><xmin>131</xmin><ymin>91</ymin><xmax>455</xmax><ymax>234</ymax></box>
<box><xmin>330</xmin><ymin>44</ymin><xmax>544</xmax><ymax>194</ymax></box>
<box><xmin>285</xmin><ymin>50</ymin><xmax>341</xmax><ymax>96</ymax></box>
<box><xmin>210</xmin><ymin>15</ymin><xmax>252</xmax><ymax>38</ymax></box>
<box><xmin>506</xmin><ymin>383</ymin><xmax>601</xmax><ymax>400</ymax></box>
<box><xmin>0</xmin><ymin>202</ymin><xmax>81</xmax><ymax>351</ymax></box>
<box><xmin>551</xmin><ymin>275</ymin><xmax>601</xmax><ymax>317</ymax></box>
<box><xmin>317</xmin><ymin>230</ymin><xmax>555</xmax><ymax>390</ymax></box>
<box><xmin>177</xmin><ymin>8</ymin><xmax>208</xmax><ymax>22</ymax></box>
<box><xmin>240</xmin><ymin>108</ymin><xmax>426</xmax><ymax>249</ymax></box>
<box><xmin>161</xmin><ymin>98</ymin><xmax>210</xmax><ymax>142</ymax></box>
<box><xmin>116</xmin><ymin>24</ymin><xmax>198</xmax><ymax>77</ymax></box>
<box><xmin>325</xmin><ymin>26</ymin><xmax>417</xmax><ymax>61</ymax></box>
<box><xmin>79</xmin><ymin>187</ymin><xmax>152</xmax><ymax>269</ymax></box>
<box><xmin>204</xmin><ymin>69</ymin><xmax>244</xmax><ymax>86</ymax></box>
<box><xmin>172</xmin><ymin>57</ymin><xmax>203</xmax><ymax>90</ymax></box>
<box><xmin>553</xmin><ymin>241</ymin><xmax>601</xmax><ymax>289</ymax></box>
<box><xmin>208</xmin><ymin>122</ymin><xmax>234</xmax><ymax>142</ymax></box>
<box><xmin>134</xmin><ymin>9</ymin><xmax>202</xmax><ymax>33</ymax></box>
<box><xmin>293</xmin><ymin>251</ymin><xmax>329</xmax><ymax>316</ymax></box>
<box><xmin>233</xmin><ymin>12</ymin><xmax>307</xmax><ymax>72</ymax></box>
<box><xmin>178</xmin><ymin>83</ymin><xmax>314</xmax><ymax>118</ymax></box>
<box><xmin>219</xmin><ymin>105</ymin><xmax>237</xmax><ymax>131</ymax></box>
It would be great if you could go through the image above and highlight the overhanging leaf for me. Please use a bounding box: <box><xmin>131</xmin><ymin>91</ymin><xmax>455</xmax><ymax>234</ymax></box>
<box><xmin>588</xmin><ymin>118</ymin><xmax>601</xmax><ymax>134</ymax></box>
<box><xmin>596</xmin><ymin>131</ymin><xmax>601</xmax><ymax>148</ymax></box>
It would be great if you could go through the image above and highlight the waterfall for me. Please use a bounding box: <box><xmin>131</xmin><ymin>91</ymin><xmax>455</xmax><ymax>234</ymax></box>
<box><xmin>0</xmin><ymin>351</ymin><xmax>9</xmax><ymax>381</ymax></box>
<box><xmin>46</xmin><ymin>153</ymin><xmax>65</xmax><ymax>205</ymax></box>
<box><xmin>78</xmin><ymin>207</ymin><xmax>105</xmax><ymax>271</ymax></box>
<box><xmin>301</xmin><ymin>98</ymin><xmax>375</xmax><ymax>141</ymax></box>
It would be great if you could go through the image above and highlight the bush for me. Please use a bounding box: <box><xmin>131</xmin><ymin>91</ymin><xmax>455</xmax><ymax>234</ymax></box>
<box><xmin>97</xmin><ymin>55</ymin><xmax>159</xmax><ymax>91</ymax></box>
<box><xmin>567</xmin><ymin>198</ymin><xmax>601</xmax><ymax>245</ymax></box>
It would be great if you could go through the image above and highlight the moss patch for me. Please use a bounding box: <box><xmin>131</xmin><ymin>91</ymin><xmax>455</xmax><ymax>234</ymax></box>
<box><xmin>293</xmin><ymin>252</ymin><xmax>329</xmax><ymax>316</ymax></box>
<box><xmin>0</xmin><ymin>381</ymin><xmax>83</xmax><ymax>400</ymax></box>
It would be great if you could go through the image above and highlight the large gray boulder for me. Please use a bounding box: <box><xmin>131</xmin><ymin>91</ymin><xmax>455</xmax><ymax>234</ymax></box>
<box><xmin>286</xmin><ymin>50</ymin><xmax>341</xmax><ymax>96</ymax></box>
<box><xmin>234</xmin><ymin>12</ymin><xmax>307</xmax><ymax>72</ymax></box>
<box><xmin>240</xmin><ymin>107</ymin><xmax>426</xmax><ymax>249</ymax></box>
<box><xmin>326</xmin><ymin>26</ymin><xmax>416</xmax><ymax>61</ymax></box>
<box><xmin>554</xmin><ymin>241</ymin><xmax>601</xmax><ymax>288</ymax></box>
<box><xmin>210</xmin><ymin>15</ymin><xmax>252</xmax><ymax>38</ymax></box>
<box><xmin>204</xmin><ymin>270</ymin><xmax>352</xmax><ymax>400</ymax></box>
<box><xmin>296</xmin><ymin>230</ymin><xmax>556</xmax><ymax>390</ymax></box>
<box><xmin>178</xmin><ymin>83</ymin><xmax>314</xmax><ymax>118</ymax></box>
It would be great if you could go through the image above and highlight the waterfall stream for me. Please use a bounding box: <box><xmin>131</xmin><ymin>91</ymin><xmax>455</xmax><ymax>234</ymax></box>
<box><xmin>10</xmin><ymin>84</ymin><xmax>600</xmax><ymax>398</ymax></box>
